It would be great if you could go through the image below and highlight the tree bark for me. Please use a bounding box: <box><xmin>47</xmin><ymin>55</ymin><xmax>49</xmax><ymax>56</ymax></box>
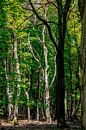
<box><xmin>78</xmin><ymin>0</ymin><xmax>86</xmax><ymax>128</ymax></box>
<box><xmin>4</xmin><ymin>58</ymin><xmax>13</xmax><ymax>119</ymax></box>
<box><xmin>68</xmin><ymin>45</ymin><xmax>73</xmax><ymax>118</ymax></box>
<box><xmin>43</xmin><ymin>23</ymin><xmax>51</xmax><ymax>123</ymax></box>
<box><xmin>13</xmin><ymin>32</ymin><xmax>21</xmax><ymax>125</ymax></box>
<box><xmin>56</xmin><ymin>51</ymin><xmax>65</xmax><ymax>126</ymax></box>
<box><xmin>36</xmin><ymin>68</ymin><xmax>40</xmax><ymax>122</ymax></box>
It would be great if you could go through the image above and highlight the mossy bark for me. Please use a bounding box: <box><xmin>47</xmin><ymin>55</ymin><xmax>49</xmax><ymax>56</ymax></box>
<box><xmin>79</xmin><ymin>0</ymin><xmax>86</xmax><ymax>128</ymax></box>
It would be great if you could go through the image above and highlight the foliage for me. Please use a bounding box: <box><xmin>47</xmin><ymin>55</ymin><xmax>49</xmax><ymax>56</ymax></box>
<box><xmin>0</xmin><ymin>0</ymin><xmax>82</xmax><ymax>123</ymax></box>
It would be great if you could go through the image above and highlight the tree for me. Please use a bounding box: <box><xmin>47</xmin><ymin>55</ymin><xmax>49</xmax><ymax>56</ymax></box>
<box><xmin>29</xmin><ymin>0</ymin><xmax>71</xmax><ymax>127</ymax></box>
<box><xmin>78</xmin><ymin>0</ymin><xmax>86</xmax><ymax>129</ymax></box>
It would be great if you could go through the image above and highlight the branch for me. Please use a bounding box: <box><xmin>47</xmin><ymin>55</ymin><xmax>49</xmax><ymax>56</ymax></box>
<box><xmin>47</xmin><ymin>0</ymin><xmax>58</xmax><ymax>9</ymax></box>
<box><xmin>63</xmin><ymin>0</ymin><xmax>71</xmax><ymax>17</ymax></box>
<box><xmin>16</xmin><ymin>15</ymin><xmax>33</xmax><ymax>29</ymax></box>
<box><xmin>35</xmin><ymin>21</ymin><xmax>57</xmax><ymax>27</ymax></box>
<box><xmin>17</xmin><ymin>2</ymin><xmax>49</xmax><ymax>29</ymax></box>
<box><xmin>28</xmin><ymin>33</ymin><xmax>40</xmax><ymax>63</ymax></box>
<box><xmin>50</xmin><ymin>56</ymin><xmax>56</xmax><ymax>88</ymax></box>
<box><xmin>29</xmin><ymin>0</ymin><xmax>58</xmax><ymax>52</ymax></box>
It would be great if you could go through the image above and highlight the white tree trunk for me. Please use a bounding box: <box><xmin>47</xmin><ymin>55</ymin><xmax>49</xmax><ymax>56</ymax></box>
<box><xmin>42</xmin><ymin>9</ymin><xmax>51</xmax><ymax>121</ymax></box>
<box><xmin>37</xmin><ymin>105</ymin><xmax>39</xmax><ymax>122</ymax></box>
<box><xmin>13</xmin><ymin>32</ymin><xmax>21</xmax><ymax>124</ymax></box>
<box><xmin>13</xmin><ymin>32</ymin><xmax>21</xmax><ymax>93</ymax></box>
<box><xmin>4</xmin><ymin>58</ymin><xmax>13</xmax><ymax>119</ymax></box>
<box><xmin>25</xmin><ymin>91</ymin><xmax>30</xmax><ymax>122</ymax></box>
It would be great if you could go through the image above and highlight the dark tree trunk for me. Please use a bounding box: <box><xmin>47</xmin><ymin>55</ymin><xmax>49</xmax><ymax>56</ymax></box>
<box><xmin>68</xmin><ymin>46</ymin><xmax>73</xmax><ymax>118</ymax></box>
<box><xmin>56</xmin><ymin>51</ymin><xmax>65</xmax><ymax>126</ymax></box>
<box><xmin>72</xmin><ymin>55</ymin><xmax>80</xmax><ymax>118</ymax></box>
<box><xmin>78</xmin><ymin>0</ymin><xmax>86</xmax><ymax>128</ymax></box>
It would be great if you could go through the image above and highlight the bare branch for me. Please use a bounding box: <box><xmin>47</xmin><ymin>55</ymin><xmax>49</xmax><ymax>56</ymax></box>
<box><xmin>28</xmin><ymin>33</ymin><xmax>40</xmax><ymax>63</ymax></box>
<box><xmin>47</xmin><ymin>0</ymin><xmax>58</xmax><ymax>9</ymax></box>
<box><xmin>29</xmin><ymin>0</ymin><xmax>59</xmax><ymax>52</ymax></box>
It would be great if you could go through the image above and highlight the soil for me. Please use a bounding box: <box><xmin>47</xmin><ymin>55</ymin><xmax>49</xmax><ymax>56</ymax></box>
<box><xmin>0</xmin><ymin>119</ymin><xmax>82</xmax><ymax>130</ymax></box>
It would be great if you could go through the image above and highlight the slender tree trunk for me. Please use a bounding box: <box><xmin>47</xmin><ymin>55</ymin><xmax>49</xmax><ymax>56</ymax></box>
<box><xmin>72</xmin><ymin>56</ymin><xmax>80</xmax><ymax>118</ymax></box>
<box><xmin>68</xmin><ymin>46</ymin><xmax>73</xmax><ymax>118</ymax></box>
<box><xmin>4</xmin><ymin>58</ymin><xmax>13</xmax><ymax>119</ymax></box>
<box><xmin>44</xmin><ymin>45</ymin><xmax>51</xmax><ymax>122</ymax></box>
<box><xmin>23</xmin><ymin>47</ymin><xmax>31</xmax><ymax>122</ymax></box>
<box><xmin>78</xmin><ymin>0</ymin><xmax>86</xmax><ymax>128</ymax></box>
<box><xmin>27</xmin><ymin>77</ymin><xmax>30</xmax><ymax>122</ymax></box>
<box><xmin>43</xmin><ymin>27</ymin><xmax>51</xmax><ymax>122</ymax></box>
<box><xmin>42</xmin><ymin>6</ymin><xmax>51</xmax><ymax>122</ymax></box>
<box><xmin>3</xmin><ymin>41</ymin><xmax>13</xmax><ymax>119</ymax></box>
<box><xmin>65</xmin><ymin>91</ymin><xmax>68</xmax><ymax>120</ymax></box>
<box><xmin>25</xmin><ymin>91</ymin><xmax>30</xmax><ymax>122</ymax></box>
<box><xmin>36</xmin><ymin>68</ymin><xmax>40</xmax><ymax>122</ymax></box>
<box><xmin>13</xmin><ymin>32</ymin><xmax>21</xmax><ymax>125</ymax></box>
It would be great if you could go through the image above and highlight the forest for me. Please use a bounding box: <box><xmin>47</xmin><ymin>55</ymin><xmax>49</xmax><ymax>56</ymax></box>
<box><xmin>0</xmin><ymin>0</ymin><xmax>86</xmax><ymax>130</ymax></box>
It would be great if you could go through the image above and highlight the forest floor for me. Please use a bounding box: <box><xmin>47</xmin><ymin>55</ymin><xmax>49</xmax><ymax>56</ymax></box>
<box><xmin>0</xmin><ymin>119</ymin><xmax>82</xmax><ymax>130</ymax></box>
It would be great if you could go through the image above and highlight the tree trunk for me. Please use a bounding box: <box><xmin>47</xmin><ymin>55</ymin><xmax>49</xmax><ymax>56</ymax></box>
<box><xmin>42</xmin><ymin>6</ymin><xmax>51</xmax><ymax>122</ymax></box>
<box><xmin>68</xmin><ymin>46</ymin><xmax>73</xmax><ymax>118</ymax></box>
<box><xmin>4</xmin><ymin>58</ymin><xmax>13</xmax><ymax>119</ymax></box>
<box><xmin>43</xmin><ymin>26</ymin><xmax>51</xmax><ymax>122</ymax></box>
<box><xmin>78</xmin><ymin>0</ymin><xmax>86</xmax><ymax>128</ymax></box>
<box><xmin>65</xmin><ymin>91</ymin><xmax>68</xmax><ymax>120</ymax></box>
<box><xmin>13</xmin><ymin>32</ymin><xmax>21</xmax><ymax>125</ymax></box>
<box><xmin>56</xmin><ymin>0</ymin><xmax>71</xmax><ymax>126</ymax></box>
<box><xmin>36</xmin><ymin>68</ymin><xmax>40</xmax><ymax>122</ymax></box>
<box><xmin>25</xmin><ymin>91</ymin><xmax>30</xmax><ymax>122</ymax></box>
<box><xmin>56</xmin><ymin>51</ymin><xmax>65</xmax><ymax>127</ymax></box>
<box><xmin>80</xmin><ymin>2</ymin><xmax>86</xmax><ymax>129</ymax></box>
<box><xmin>72</xmin><ymin>55</ymin><xmax>80</xmax><ymax>118</ymax></box>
